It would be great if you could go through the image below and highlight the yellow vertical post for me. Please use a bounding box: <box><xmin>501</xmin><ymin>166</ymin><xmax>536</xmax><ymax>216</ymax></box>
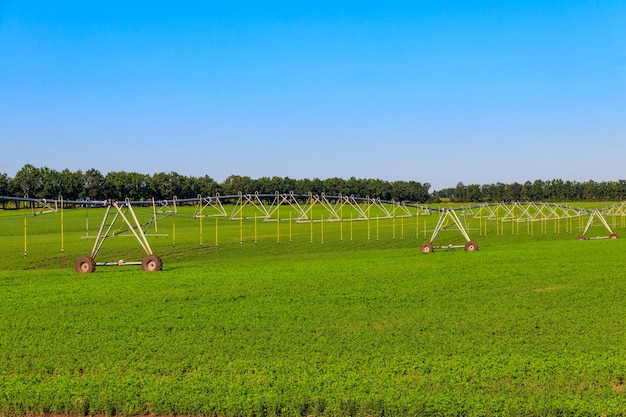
<box><xmin>254</xmin><ymin>215</ymin><xmax>258</xmax><ymax>244</ymax></box>
<box><xmin>367</xmin><ymin>197</ymin><xmax>371</xmax><ymax>240</ymax></box>
<box><xmin>392</xmin><ymin>214</ymin><xmax>396</xmax><ymax>240</ymax></box>
<box><xmin>277</xmin><ymin>204</ymin><xmax>280</xmax><ymax>244</ymax></box>
<box><xmin>416</xmin><ymin>207</ymin><xmax>419</xmax><ymax>238</ymax></box>
<box><xmin>199</xmin><ymin>210</ymin><xmax>203</xmax><ymax>247</ymax></box>
<box><xmin>579</xmin><ymin>215</ymin><xmax>583</xmax><ymax>234</ymax></box>
<box><xmin>215</xmin><ymin>218</ymin><xmax>219</xmax><ymax>247</ymax></box>
<box><xmin>340</xmin><ymin>205</ymin><xmax>343</xmax><ymax>241</ymax></box>
<box><xmin>350</xmin><ymin>212</ymin><xmax>353</xmax><ymax>241</ymax></box>
<box><xmin>289</xmin><ymin>216</ymin><xmax>292</xmax><ymax>243</ymax></box>
<box><xmin>401</xmin><ymin>217</ymin><xmax>404</xmax><ymax>240</ymax></box>
<box><xmin>321</xmin><ymin>214</ymin><xmax>324</xmax><ymax>244</ymax></box>
<box><xmin>60</xmin><ymin>196</ymin><xmax>65</xmax><ymax>253</ymax></box>
<box><xmin>85</xmin><ymin>206</ymin><xmax>89</xmax><ymax>240</ymax></box>
<box><xmin>152</xmin><ymin>198</ymin><xmax>158</xmax><ymax>235</ymax></box>
<box><xmin>496</xmin><ymin>206</ymin><xmax>499</xmax><ymax>235</ymax></box>
<box><xmin>24</xmin><ymin>216</ymin><xmax>27</xmax><ymax>257</ymax></box>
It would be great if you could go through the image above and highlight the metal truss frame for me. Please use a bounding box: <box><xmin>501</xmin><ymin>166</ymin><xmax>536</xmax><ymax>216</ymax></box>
<box><xmin>420</xmin><ymin>209</ymin><xmax>477</xmax><ymax>253</ymax></box>
<box><xmin>577</xmin><ymin>210</ymin><xmax>619</xmax><ymax>240</ymax></box>
<box><xmin>31</xmin><ymin>197</ymin><xmax>59</xmax><ymax>216</ymax></box>
<box><xmin>471</xmin><ymin>202</ymin><xmax>586</xmax><ymax>223</ymax></box>
<box><xmin>74</xmin><ymin>199</ymin><xmax>164</xmax><ymax>273</ymax></box>
<box><xmin>226</xmin><ymin>192</ymin><xmax>416</xmax><ymax>223</ymax></box>
<box><xmin>193</xmin><ymin>194</ymin><xmax>227</xmax><ymax>218</ymax></box>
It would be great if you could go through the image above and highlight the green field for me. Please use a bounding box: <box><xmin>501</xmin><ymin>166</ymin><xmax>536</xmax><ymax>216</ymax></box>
<box><xmin>1</xmin><ymin>203</ymin><xmax>626</xmax><ymax>416</ymax></box>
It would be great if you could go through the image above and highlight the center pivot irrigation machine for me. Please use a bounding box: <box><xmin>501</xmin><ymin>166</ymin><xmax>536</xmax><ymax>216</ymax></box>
<box><xmin>3</xmin><ymin>194</ymin><xmax>625</xmax><ymax>273</ymax></box>
<box><xmin>74</xmin><ymin>198</ymin><xmax>174</xmax><ymax>273</ymax></box>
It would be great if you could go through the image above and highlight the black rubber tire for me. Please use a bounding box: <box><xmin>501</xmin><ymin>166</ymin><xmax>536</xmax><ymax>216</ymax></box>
<box><xmin>75</xmin><ymin>256</ymin><xmax>96</xmax><ymax>273</ymax></box>
<box><xmin>464</xmin><ymin>241</ymin><xmax>478</xmax><ymax>252</ymax></box>
<box><xmin>610</xmin><ymin>233</ymin><xmax>619</xmax><ymax>239</ymax></box>
<box><xmin>142</xmin><ymin>254</ymin><xmax>163</xmax><ymax>272</ymax></box>
<box><xmin>420</xmin><ymin>242</ymin><xmax>434</xmax><ymax>253</ymax></box>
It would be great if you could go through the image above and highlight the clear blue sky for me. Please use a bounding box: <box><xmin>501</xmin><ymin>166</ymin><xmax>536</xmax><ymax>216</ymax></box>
<box><xmin>1</xmin><ymin>1</ymin><xmax>624</xmax><ymax>190</ymax></box>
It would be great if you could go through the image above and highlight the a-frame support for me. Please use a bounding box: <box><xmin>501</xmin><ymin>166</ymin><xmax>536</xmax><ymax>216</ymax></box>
<box><xmin>577</xmin><ymin>210</ymin><xmax>619</xmax><ymax>240</ymax></box>
<box><xmin>75</xmin><ymin>199</ymin><xmax>163</xmax><ymax>273</ymax></box>
<box><xmin>420</xmin><ymin>209</ymin><xmax>478</xmax><ymax>253</ymax></box>
<box><xmin>194</xmin><ymin>194</ymin><xmax>227</xmax><ymax>218</ymax></box>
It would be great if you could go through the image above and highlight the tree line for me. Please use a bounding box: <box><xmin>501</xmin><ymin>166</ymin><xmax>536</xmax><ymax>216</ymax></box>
<box><xmin>437</xmin><ymin>179</ymin><xmax>626</xmax><ymax>203</ymax></box>
<box><xmin>0</xmin><ymin>164</ymin><xmax>431</xmax><ymax>203</ymax></box>
<box><xmin>1</xmin><ymin>165</ymin><xmax>624</xmax><ymax>204</ymax></box>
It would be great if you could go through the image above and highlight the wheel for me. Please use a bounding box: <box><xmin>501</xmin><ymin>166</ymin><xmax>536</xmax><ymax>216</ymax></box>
<box><xmin>464</xmin><ymin>241</ymin><xmax>478</xmax><ymax>252</ymax></box>
<box><xmin>610</xmin><ymin>233</ymin><xmax>619</xmax><ymax>239</ymax></box>
<box><xmin>420</xmin><ymin>242</ymin><xmax>433</xmax><ymax>253</ymax></box>
<box><xmin>75</xmin><ymin>256</ymin><xmax>96</xmax><ymax>273</ymax></box>
<box><xmin>576</xmin><ymin>235</ymin><xmax>586</xmax><ymax>241</ymax></box>
<box><xmin>142</xmin><ymin>254</ymin><xmax>162</xmax><ymax>272</ymax></box>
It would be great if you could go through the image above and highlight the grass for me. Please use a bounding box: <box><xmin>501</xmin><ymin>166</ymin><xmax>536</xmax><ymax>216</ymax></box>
<box><xmin>1</xmin><ymin>203</ymin><xmax>626</xmax><ymax>416</ymax></box>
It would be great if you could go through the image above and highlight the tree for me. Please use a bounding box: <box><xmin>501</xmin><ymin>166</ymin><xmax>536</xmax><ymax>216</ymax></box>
<box><xmin>582</xmin><ymin>180</ymin><xmax>598</xmax><ymax>201</ymax></box>
<box><xmin>467</xmin><ymin>184</ymin><xmax>482</xmax><ymax>202</ymax></box>
<box><xmin>191</xmin><ymin>175</ymin><xmax>220</xmax><ymax>197</ymax></box>
<box><xmin>58</xmin><ymin>169</ymin><xmax>83</xmax><ymax>200</ymax></box>
<box><xmin>13</xmin><ymin>164</ymin><xmax>43</xmax><ymax>197</ymax></box>
<box><xmin>453</xmin><ymin>182</ymin><xmax>467</xmax><ymax>202</ymax></box>
<box><xmin>481</xmin><ymin>183</ymin><xmax>506</xmax><ymax>202</ymax></box>
<box><xmin>103</xmin><ymin>171</ymin><xmax>151</xmax><ymax>200</ymax></box>
<box><xmin>80</xmin><ymin>169</ymin><xmax>104</xmax><ymax>200</ymax></box>
<box><xmin>528</xmin><ymin>180</ymin><xmax>545</xmax><ymax>201</ymax></box>
<box><xmin>0</xmin><ymin>173</ymin><xmax>8</xmax><ymax>208</ymax></box>
<box><xmin>415</xmin><ymin>182</ymin><xmax>431</xmax><ymax>203</ymax></box>
<box><xmin>505</xmin><ymin>182</ymin><xmax>522</xmax><ymax>202</ymax></box>
<box><xmin>323</xmin><ymin>177</ymin><xmax>346</xmax><ymax>196</ymax></box>
<box><xmin>221</xmin><ymin>175</ymin><xmax>254</xmax><ymax>196</ymax></box>
<box><xmin>619</xmin><ymin>180</ymin><xmax>626</xmax><ymax>201</ymax></box>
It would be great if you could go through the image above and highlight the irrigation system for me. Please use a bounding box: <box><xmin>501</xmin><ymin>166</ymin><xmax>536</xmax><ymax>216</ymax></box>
<box><xmin>1</xmin><ymin>194</ymin><xmax>623</xmax><ymax>272</ymax></box>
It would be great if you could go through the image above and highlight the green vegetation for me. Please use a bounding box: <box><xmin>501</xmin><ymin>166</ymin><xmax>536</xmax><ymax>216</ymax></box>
<box><xmin>1</xmin><ymin>204</ymin><xmax>626</xmax><ymax>416</ymax></box>
<box><xmin>3</xmin><ymin>163</ymin><xmax>626</xmax><ymax>203</ymax></box>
